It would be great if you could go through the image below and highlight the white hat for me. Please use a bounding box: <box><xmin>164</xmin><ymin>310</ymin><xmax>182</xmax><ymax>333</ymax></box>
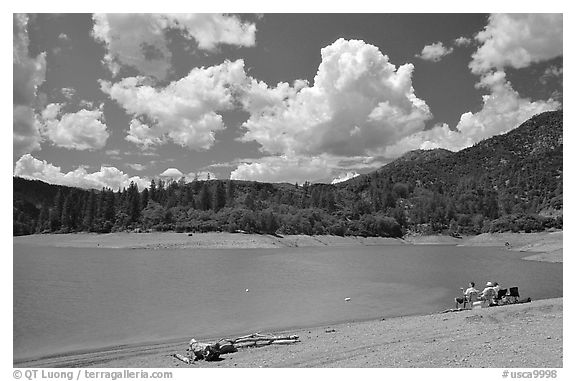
<box><xmin>486</xmin><ymin>281</ymin><xmax>494</xmax><ymax>287</ymax></box>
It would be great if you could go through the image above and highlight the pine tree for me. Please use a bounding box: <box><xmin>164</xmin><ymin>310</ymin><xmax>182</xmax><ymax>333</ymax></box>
<box><xmin>226</xmin><ymin>180</ymin><xmax>235</xmax><ymax>206</ymax></box>
<box><xmin>141</xmin><ymin>188</ymin><xmax>149</xmax><ymax>210</ymax></box>
<box><xmin>149</xmin><ymin>179</ymin><xmax>157</xmax><ymax>202</ymax></box>
<box><xmin>50</xmin><ymin>190</ymin><xmax>64</xmax><ymax>231</ymax></box>
<box><xmin>245</xmin><ymin>191</ymin><xmax>255</xmax><ymax>210</ymax></box>
<box><xmin>213</xmin><ymin>182</ymin><xmax>226</xmax><ymax>211</ymax></box>
<box><xmin>127</xmin><ymin>182</ymin><xmax>141</xmax><ymax>224</ymax></box>
<box><xmin>199</xmin><ymin>183</ymin><xmax>211</xmax><ymax>211</ymax></box>
<box><xmin>36</xmin><ymin>205</ymin><xmax>49</xmax><ymax>233</ymax></box>
<box><xmin>83</xmin><ymin>190</ymin><xmax>96</xmax><ymax>230</ymax></box>
<box><xmin>61</xmin><ymin>193</ymin><xmax>72</xmax><ymax>231</ymax></box>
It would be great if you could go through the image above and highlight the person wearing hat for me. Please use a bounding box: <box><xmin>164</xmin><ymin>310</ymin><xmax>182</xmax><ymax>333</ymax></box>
<box><xmin>479</xmin><ymin>281</ymin><xmax>497</xmax><ymax>305</ymax></box>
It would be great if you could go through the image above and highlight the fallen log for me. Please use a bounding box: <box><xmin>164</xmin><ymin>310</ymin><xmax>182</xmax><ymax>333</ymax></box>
<box><xmin>217</xmin><ymin>339</ymin><xmax>237</xmax><ymax>354</ymax></box>
<box><xmin>232</xmin><ymin>334</ymin><xmax>299</xmax><ymax>344</ymax></box>
<box><xmin>268</xmin><ymin>339</ymin><xmax>299</xmax><ymax>345</ymax></box>
<box><xmin>234</xmin><ymin>341</ymin><xmax>257</xmax><ymax>348</ymax></box>
<box><xmin>182</xmin><ymin>333</ymin><xmax>300</xmax><ymax>362</ymax></box>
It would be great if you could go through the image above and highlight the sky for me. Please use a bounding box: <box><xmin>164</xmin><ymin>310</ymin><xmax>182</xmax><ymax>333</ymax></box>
<box><xmin>12</xmin><ymin>12</ymin><xmax>563</xmax><ymax>190</ymax></box>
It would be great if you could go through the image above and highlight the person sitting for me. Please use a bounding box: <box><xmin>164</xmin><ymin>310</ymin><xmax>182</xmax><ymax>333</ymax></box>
<box><xmin>492</xmin><ymin>282</ymin><xmax>501</xmax><ymax>295</ymax></box>
<box><xmin>455</xmin><ymin>282</ymin><xmax>479</xmax><ymax>309</ymax></box>
<box><xmin>479</xmin><ymin>281</ymin><xmax>497</xmax><ymax>305</ymax></box>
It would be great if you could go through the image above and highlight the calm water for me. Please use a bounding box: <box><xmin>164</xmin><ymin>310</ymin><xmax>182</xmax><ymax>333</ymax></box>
<box><xmin>13</xmin><ymin>243</ymin><xmax>562</xmax><ymax>360</ymax></box>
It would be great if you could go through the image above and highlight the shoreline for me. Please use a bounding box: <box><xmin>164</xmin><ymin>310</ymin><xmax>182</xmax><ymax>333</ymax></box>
<box><xmin>14</xmin><ymin>230</ymin><xmax>562</xmax><ymax>263</ymax></box>
<box><xmin>13</xmin><ymin>230</ymin><xmax>562</xmax><ymax>366</ymax></box>
<box><xmin>15</xmin><ymin>297</ymin><xmax>562</xmax><ymax>368</ymax></box>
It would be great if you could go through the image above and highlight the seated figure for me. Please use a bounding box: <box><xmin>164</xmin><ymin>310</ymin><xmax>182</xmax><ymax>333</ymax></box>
<box><xmin>455</xmin><ymin>282</ymin><xmax>479</xmax><ymax>309</ymax></box>
<box><xmin>479</xmin><ymin>281</ymin><xmax>497</xmax><ymax>305</ymax></box>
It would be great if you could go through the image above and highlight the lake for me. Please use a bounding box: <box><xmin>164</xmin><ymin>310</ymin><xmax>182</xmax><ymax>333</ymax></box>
<box><xmin>13</xmin><ymin>242</ymin><xmax>562</xmax><ymax>361</ymax></box>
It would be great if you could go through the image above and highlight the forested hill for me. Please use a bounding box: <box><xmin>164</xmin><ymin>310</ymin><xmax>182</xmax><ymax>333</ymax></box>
<box><xmin>14</xmin><ymin>110</ymin><xmax>562</xmax><ymax>237</ymax></box>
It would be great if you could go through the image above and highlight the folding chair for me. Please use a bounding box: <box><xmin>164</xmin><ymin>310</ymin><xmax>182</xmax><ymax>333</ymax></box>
<box><xmin>508</xmin><ymin>287</ymin><xmax>520</xmax><ymax>303</ymax></box>
<box><xmin>463</xmin><ymin>292</ymin><xmax>479</xmax><ymax>309</ymax></box>
<box><xmin>495</xmin><ymin>288</ymin><xmax>508</xmax><ymax>304</ymax></box>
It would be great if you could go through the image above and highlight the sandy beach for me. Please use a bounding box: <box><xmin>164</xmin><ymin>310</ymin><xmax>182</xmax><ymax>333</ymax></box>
<box><xmin>15</xmin><ymin>297</ymin><xmax>562</xmax><ymax>368</ymax></box>
<box><xmin>459</xmin><ymin>231</ymin><xmax>563</xmax><ymax>263</ymax></box>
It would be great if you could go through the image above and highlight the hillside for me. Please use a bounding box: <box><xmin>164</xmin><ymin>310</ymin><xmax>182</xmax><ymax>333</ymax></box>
<box><xmin>13</xmin><ymin>111</ymin><xmax>562</xmax><ymax>237</ymax></box>
<box><xmin>337</xmin><ymin>110</ymin><xmax>562</xmax><ymax>232</ymax></box>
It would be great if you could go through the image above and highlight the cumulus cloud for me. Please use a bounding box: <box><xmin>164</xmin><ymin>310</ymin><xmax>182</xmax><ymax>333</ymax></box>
<box><xmin>125</xmin><ymin>119</ymin><xmax>163</xmax><ymax>148</ymax></box>
<box><xmin>470</xmin><ymin>14</ymin><xmax>563</xmax><ymax>74</ymax></box>
<box><xmin>159</xmin><ymin>168</ymin><xmax>184</xmax><ymax>180</ymax></box>
<box><xmin>240</xmin><ymin>38</ymin><xmax>432</xmax><ymax>157</ymax></box>
<box><xmin>40</xmin><ymin>103</ymin><xmax>109</xmax><ymax>150</ymax></box>
<box><xmin>102</xmin><ymin>59</ymin><xmax>246</xmax><ymax>150</ymax></box>
<box><xmin>540</xmin><ymin>64</ymin><xmax>563</xmax><ymax>85</ymax></box>
<box><xmin>164</xmin><ymin>13</ymin><xmax>256</xmax><ymax>50</ymax></box>
<box><xmin>14</xmin><ymin>154</ymin><xmax>149</xmax><ymax>190</ymax></box>
<box><xmin>416</xmin><ymin>41</ymin><xmax>454</xmax><ymax>62</ymax></box>
<box><xmin>331</xmin><ymin>171</ymin><xmax>360</xmax><ymax>184</ymax></box>
<box><xmin>230</xmin><ymin>155</ymin><xmax>333</xmax><ymax>184</ymax></box>
<box><xmin>386</xmin><ymin>71</ymin><xmax>560</xmax><ymax>154</ymax></box>
<box><xmin>92</xmin><ymin>13</ymin><xmax>256</xmax><ymax>80</ymax></box>
<box><xmin>385</xmin><ymin>14</ymin><xmax>562</xmax><ymax>157</ymax></box>
<box><xmin>454</xmin><ymin>36</ymin><xmax>472</xmax><ymax>47</ymax></box>
<box><xmin>60</xmin><ymin>87</ymin><xmax>76</xmax><ymax>100</ymax></box>
<box><xmin>13</xmin><ymin>13</ymin><xmax>46</xmax><ymax>156</ymax></box>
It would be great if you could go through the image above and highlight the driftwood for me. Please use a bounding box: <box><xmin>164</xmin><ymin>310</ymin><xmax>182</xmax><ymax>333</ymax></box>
<box><xmin>228</xmin><ymin>333</ymin><xmax>299</xmax><ymax>348</ymax></box>
<box><xmin>187</xmin><ymin>339</ymin><xmax>223</xmax><ymax>361</ymax></box>
<box><xmin>177</xmin><ymin>333</ymin><xmax>300</xmax><ymax>363</ymax></box>
<box><xmin>216</xmin><ymin>338</ymin><xmax>237</xmax><ymax>354</ymax></box>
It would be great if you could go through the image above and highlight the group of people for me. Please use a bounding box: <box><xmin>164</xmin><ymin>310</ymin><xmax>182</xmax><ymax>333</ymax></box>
<box><xmin>454</xmin><ymin>281</ymin><xmax>501</xmax><ymax>309</ymax></box>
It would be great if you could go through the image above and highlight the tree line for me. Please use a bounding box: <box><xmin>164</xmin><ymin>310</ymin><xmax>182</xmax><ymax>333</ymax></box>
<box><xmin>13</xmin><ymin>174</ymin><xmax>560</xmax><ymax>238</ymax></box>
<box><xmin>13</xmin><ymin>111</ymin><xmax>563</xmax><ymax>238</ymax></box>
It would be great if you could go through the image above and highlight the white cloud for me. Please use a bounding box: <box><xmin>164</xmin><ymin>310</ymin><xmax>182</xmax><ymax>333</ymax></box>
<box><xmin>126</xmin><ymin>163</ymin><xmax>146</xmax><ymax>171</ymax></box>
<box><xmin>40</xmin><ymin>104</ymin><xmax>109</xmax><ymax>150</ymax></box>
<box><xmin>230</xmin><ymin>155</ymin><xmax>332</xmax><ymax>184</ymax></box>
<box><xmin>159</xmin><ymin>168</ymin><xmax>184</xmax><ymax>179</ymax></box>
<box><xmin>164</xmin><ymin>13</ymin><xmax>256</xmax><ymax>50</ymax></box>
<box><xmin>416</xmin><ymin>41</ymin><xmax>454</xmax><ymax>62</ymax></box>
<box><xmin>13</xmin><ymin>13</ymin><xmax>46</xmax><ymax>156</ymax></box>
<box><xmin>470</xmin><ymin>14</ymin><xmax>563</xmax><ymax>74</ymax></box>
<box><xmin>125</xmin><ymin>119</ymin><xmax>163</xmax><ymax>148</ymax></box>
<box><xmin>92</xmin><ymin>13</ymin><xmax>256</xmax><ymax>80</ymax></box>
<box><xmin>102</xmin><ymin>59</ymin><xmax>247</xmax><ymax>150</ymax></box>
<box><xmin>58</xmin><ymin>33</ymin><xmax>70</xmax><ymax>42</ymax></box>
<box><xmin>14</xmin><ymin>106</ymin><xmax>43</xmax><ymax>157</ymax></box>
<box><xmin>385</xmin><ymin>14</ymin><xmax>562</xmax><ymax>158</ymax></box>
<box><xmin>386</xmin><ymin>71</ymin><xmax>560</xmax><ymax>154</ymax></box>
<box><xmin>60</xmin><ymin>87</ymin><xmax>76</xmax><ymax>100</ymax></box>
<box><xmin>240</xmin><ymin>38</ymin><xmax>432</xmax><ymax>157</ymax></box>
<box><xmin>79</xmin><ymin>99</ymin><xmax>94</xmax><ymax>109</ymax></box>
<box><xmin>540</xmin><ymin>64</ymin><xmax>563</xmax><ymax>84</ymax></box>
<box><xmin>14</xmin><ymin>154</ymin><xmax>149</xmax><ymax>191</ymax></box>
<box><xmin>331</xmin><ymin>171</ymin><xmax>360</xmax><ymax>184</ymax></box>
<box><xmin>454</xmin><ymin>36</ymin><xmax>472</xmax><ymax>47</ymax></box>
